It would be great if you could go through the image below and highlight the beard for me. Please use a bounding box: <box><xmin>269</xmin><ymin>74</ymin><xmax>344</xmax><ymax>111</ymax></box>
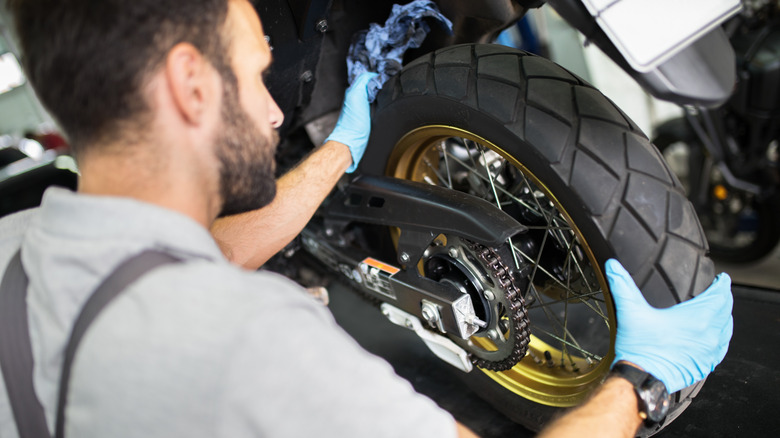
<box><xmin>214</xmin><ymin>79</ymin><xmax>279</xmax><ymax>217</ymax></box>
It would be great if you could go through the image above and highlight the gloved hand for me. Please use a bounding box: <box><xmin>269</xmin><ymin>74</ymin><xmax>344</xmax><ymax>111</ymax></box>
<box><xmin>325</xmin><ymin>71</ymin><xmax>379</xmax><ymax>173</ymax></box>
<box><xmin>606</xmin><ymin>259</ymin><xmax>733</xmax><ymax>393</ymax></box>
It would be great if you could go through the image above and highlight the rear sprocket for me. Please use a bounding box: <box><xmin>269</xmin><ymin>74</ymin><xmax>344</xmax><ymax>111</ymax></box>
<box><xmin>422</xmin><ymin>235</ymin><xmax>530</xmax><ymax>371</ymax></box>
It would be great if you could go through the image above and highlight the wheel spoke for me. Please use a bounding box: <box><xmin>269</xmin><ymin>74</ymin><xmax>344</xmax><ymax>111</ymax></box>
<box><xmin>422</xmin><ymin>157</ymin><xmax>453</xmax><ymax>189</ymax></box>
<box><xmin>513</xmin><ymin>245</ymin><xmax>572</xmax><ymax>295</ymax></box>
<box><xmin>526</xmin><ymin>290</ymin><xmax>605</xmax><ymax>309</ymax></box>
<box><xmin>443</xmin><ymin>148</ymin><xmax>545</xmax><ymax>218</ymax></box>
<box><xmin>477</xmin><ymin>144</ymin><xmax>522</xmax><ymax>270</ymax></box>
<box><xmin>439</xmin><ymin>141</ymin><xmax>454</xmax><ymax>189</ymax></box>
<box><xmin>516</xmin><ymin>170</ymin><xmax>558</xmax><ymax>225</ymax></box>
<box><xmin>568</xmin><ymin>242</ymin><xmax>611</xmax><ymax>326</ymax></box>
<box><xmin>562</xmin><ymin>256</ymin><xmax>572</xmax><ymax>367</ymax></box>
<box><xmin>524</xmin><ymin>225</ymin><xmax>573</xmax><ymax>232</ymax></box>
<box><xmin>531</xmin><ymin>230</ymin><xmax>596</xmax><ymax>358</ymax></box>
<box><xmin>557</xmin><ymin>227</ymin><xmax>610</xmax><ymax>324</ymax></box>
<box><xmin>532</xmin><ymin>325</ymin><xmax>603</xmax><ymax>361</ymax></box>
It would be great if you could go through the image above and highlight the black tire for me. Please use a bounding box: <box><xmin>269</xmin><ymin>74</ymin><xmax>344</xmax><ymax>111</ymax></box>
<box><xmin>654</xmin><ymin>117</ymin><xmax>780</xmax><ymax>263</ymax></box>
<box><xmin>361</xmin><ymin>44</ymin><xmax>714</xmax><ymax>436</ymax></box>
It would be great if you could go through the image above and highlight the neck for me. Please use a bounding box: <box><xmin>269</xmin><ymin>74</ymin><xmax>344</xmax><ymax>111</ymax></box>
<box><xmin>77</xmin><ymin>145</ymin><xmax>222</xmax><ymax>228</ymax></box>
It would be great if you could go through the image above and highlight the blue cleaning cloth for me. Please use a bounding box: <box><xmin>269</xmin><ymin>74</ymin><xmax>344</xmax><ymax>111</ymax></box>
<box><xmin>346</xmin><ymin>0</ymin><xmax>453</xmax><ymax>102</ymax></box>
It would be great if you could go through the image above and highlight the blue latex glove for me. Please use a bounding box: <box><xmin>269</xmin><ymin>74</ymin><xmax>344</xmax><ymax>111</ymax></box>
<box><xmin>606</xmin><ymin>259</ymin><xmax>733</xmax><ymax>393</ymax></box>
<box><xmin>325</xmin><ymin>72</ymin><xmax>379</xmax><ymax>173</ymax></box>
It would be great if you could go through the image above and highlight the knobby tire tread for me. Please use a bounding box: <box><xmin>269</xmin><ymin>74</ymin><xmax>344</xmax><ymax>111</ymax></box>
<box><xmin>374</xmin><ymin>44</ymin><xmax>714</xmax><ymax>306</ymax></box>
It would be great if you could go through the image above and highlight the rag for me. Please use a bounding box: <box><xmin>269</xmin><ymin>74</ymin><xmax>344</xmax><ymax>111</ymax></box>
<box><xmin>346</xmin><ymin>0</ymin><xmax>453</xmax><ymax>102</ymax></box>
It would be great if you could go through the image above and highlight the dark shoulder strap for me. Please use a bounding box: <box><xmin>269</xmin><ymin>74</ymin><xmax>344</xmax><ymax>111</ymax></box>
<box><xmin>54</xmin><ymin>250</ymin><xmax>180</xmax><ymax>438</ymax></box>
<box><xmin>0</xmin><ymin>251</ymin><xmax>51</xmax><ymax>438</ymax></box>
<box><xmin>0</xmin><ymin>249</ymin><xmax>181</xmax><ymax>438</ymax></box>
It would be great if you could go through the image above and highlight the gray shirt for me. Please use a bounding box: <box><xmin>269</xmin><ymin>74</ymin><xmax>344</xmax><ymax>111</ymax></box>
<box><xmin>0</xmin><ymin>188</ymin><xmax>456</xmax><ymax>437</ymax></box>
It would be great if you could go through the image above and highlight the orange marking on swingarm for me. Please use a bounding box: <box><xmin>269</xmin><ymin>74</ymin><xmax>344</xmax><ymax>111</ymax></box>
<box><xmin>361</xmin><ymin>257</ymin><xmax>400</xmax><ymax>275</ymax></box>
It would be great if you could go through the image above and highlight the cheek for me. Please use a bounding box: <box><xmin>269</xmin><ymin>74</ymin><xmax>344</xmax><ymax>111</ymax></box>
<box><xmin>239</xmin><ymin>88</ymin><xmax>271</xmax><ymax>131</ymax></box>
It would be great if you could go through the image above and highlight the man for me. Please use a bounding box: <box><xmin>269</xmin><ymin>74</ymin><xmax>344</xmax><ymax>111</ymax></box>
<box><xmin>0</xmin><ymin>1</ymin><xmax>732</xmax><ymax>437</ymax></box>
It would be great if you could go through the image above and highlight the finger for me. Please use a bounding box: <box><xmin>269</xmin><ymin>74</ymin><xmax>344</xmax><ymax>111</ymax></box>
<box><xmin>721</xmin><ymin>314</ymin><xmax>734</xmax><ymax>346</ymax></box>
<box><xmin>605</xmin><ymin>259</ymin><xmax>649</xmax><ymax>310</ymax></box>
<box><xmin>715</xmin><ymin>333</ymin><xmax>731</xmax><ymax>366</ymax></box>
<box><xmin>351</xmin><ymin>71</ymin><xmax>379</xmax><ymax>90</ymax></box>
<box><xmin>675</xmin><ymin>273</ymin><xmax>733</xmax><ymax>315</ymax></box>
<box><xmin>716</xmin><ymin>273</ymin><xmax>734</xmax><ymax>313</ymax></box>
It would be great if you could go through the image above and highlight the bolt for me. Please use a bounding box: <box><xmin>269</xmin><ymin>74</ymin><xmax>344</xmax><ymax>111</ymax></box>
<box><xmin>470</xmin><ymin>316</ymin><xmax>488</xmax><ymax>329</ymax></box>
<box><xmin>528</xmin><ymin>350</ymin><xmax>543</xmax><ymax>365</ymax></box>
<box><xmin>300</xmin><ymin>70</ymin><xmax>313</xmax><ymax>83</ymax></box>
<box><xmin>315</xmin><ymin>19</ymin><xmax>328</xmax><ymax>33</ymax></box>
<box><xmin>400</xmin><ymin>252</ymin><xmax>410</xmax><ymax>263</ymax></box>
<box><xmin>405</xmin><ymin>319</ymin><xmax>414</xmax><ymax>329</ymax></box>
<box><xmin>325</xmin><ymin>228</ymin><xmax>334</xmax><ymax>237</ymax></box>
<box><xmin>448</xmin><ymin>247</ymin><xmax>459</xmax><ymax>258</ymax></box>
<box><xmin>544</xmin><ymin>350</ymin><xmax>554</xmax><ymax>367</ymax></box>
<box><xmin>352</xmin><ymin>269</ymin><xmax>363</xmax><ymax>284</ymax></box>
<box><xmin>483</xmin><ymin>290</ymin><xmax>495</xmax><ymax>301</ymax></box>
<box><xmin>422</xmin><ymin>307</ymin><xmax>435</xmax><ymax>322</ymax></box>
<box><xmin>488</xmin><ymin>329</ymin><xmax>498</xmax><ymax>340</ymax></box>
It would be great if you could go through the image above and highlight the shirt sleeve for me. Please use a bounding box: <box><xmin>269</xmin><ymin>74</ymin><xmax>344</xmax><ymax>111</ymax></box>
<box><xmin>215</xmin><ymin>283</ymin><xmax>457</xmax><ymax>438</ymax></box>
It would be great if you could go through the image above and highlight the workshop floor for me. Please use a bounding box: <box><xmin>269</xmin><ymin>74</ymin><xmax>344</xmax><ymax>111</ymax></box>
<box><xmin>715</xmin><ymin>243</ymin><xmax>780</xmax><ymax>291</ymax></box>
<box><xmin>328</xmin><ymin>274</ymin><xmax>780</xmax><ymax>437</ymax></box>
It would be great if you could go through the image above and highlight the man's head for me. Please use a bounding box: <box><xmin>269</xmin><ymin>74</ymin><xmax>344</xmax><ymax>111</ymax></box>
<box><xmin>8</xmin><ymin>0</ymin><xmax>284</xmax><ymax>217</ymax></box>
<box><xmin>9</xmin><ymin>0</ymin><xmax>229</xmax><ymax>153</ymax></box>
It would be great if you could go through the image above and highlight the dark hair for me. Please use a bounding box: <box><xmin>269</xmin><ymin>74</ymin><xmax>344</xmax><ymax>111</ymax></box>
<box><xmin>7</xmin><ymin>0</ymin><xmax>231</xmax><ymax>156</ymax></box>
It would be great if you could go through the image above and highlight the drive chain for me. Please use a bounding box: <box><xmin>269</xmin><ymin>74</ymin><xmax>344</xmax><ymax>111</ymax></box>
<box><xmin>469</xmin><ymin>242</ymin><xmax>531</xmax><ymax>371</ymax></box>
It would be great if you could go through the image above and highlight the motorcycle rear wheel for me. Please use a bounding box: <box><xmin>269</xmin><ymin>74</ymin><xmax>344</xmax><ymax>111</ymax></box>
<box><xmin>362</xmin><ymin>44</ymin><xmax>714</xmax><ymax>436</ymax></box>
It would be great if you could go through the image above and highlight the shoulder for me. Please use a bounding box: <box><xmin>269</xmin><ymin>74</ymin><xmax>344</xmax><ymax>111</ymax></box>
<box><xmin>0</xmin><ymin>207</ymin><xmax>38</xmax><ymax>239</ymax></box>
<box><xmin>0</xmin><ymin>208</ymin><xmax>39</xmax><ymax>267</ymax></box>
<box><xmin>66</xmin><ymin>258</ymin><xmax>338</xmax><ymax>435</ymax></box>
<box><xmin>84</xmin><ymin>258</ymin><xmax>332</xmax><ymax>352</ymax></box>
<box><xmin>137</xmin><ymin>260</ymin><xmax>321</xmax><ymax>315</ymax></box>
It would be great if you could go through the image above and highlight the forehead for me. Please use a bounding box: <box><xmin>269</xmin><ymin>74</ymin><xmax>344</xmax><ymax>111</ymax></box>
<box><xmin>225</xmin><ymin>0</ymin><xmax>271</xmax><ymax>66</ymax></box>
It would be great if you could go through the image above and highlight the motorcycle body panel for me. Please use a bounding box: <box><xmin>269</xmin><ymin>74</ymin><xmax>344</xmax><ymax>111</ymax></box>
<box><xmin>548</xmin><ymin>0</ymin><xmax>738</xmax><ymax>107</ymax></box>
<box><xmin>580</xmin><ymin>0</ymin><xmax>741</xmax><ymax>73</ymax></box>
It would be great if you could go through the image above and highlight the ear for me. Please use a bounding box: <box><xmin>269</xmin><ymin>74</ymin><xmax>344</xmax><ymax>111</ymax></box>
<box><xmin>164</xmin><ymin>43</ymin><xmax>218</xmax><ymax>125</ymax></box>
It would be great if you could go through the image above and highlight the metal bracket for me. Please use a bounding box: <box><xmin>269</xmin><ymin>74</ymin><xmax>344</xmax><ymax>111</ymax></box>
<box><xmin>381</xmin><ymin>304</ymin><xmax>473</xmax><ymax>373</ymax></box>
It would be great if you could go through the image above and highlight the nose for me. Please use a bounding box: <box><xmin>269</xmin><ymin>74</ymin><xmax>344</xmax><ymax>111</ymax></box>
<box><xmin>269</xmin><ymin>98</ymin><xmax>284</xmax><ymax>129</ymax></box>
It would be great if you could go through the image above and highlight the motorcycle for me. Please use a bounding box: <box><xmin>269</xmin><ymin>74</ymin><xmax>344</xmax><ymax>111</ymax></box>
<box><xmin>653</xmin><ymin>0</ymin><xmax>780</xmax><ymax>264</ymax></box>
<box><xmin>0</xmin><ymin>0</ymin><xmax>740</xmax><ymax>435</ymax></box>
<box><xmin>256</xmin><ymin>0</ymin><xmax>740</xmax><ymax>435</ymax></box>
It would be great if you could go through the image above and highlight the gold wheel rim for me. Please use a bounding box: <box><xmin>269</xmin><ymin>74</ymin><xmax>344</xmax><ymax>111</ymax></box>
<box><xmin>386</xmin><ymin>125</ymin><xmax>616</xmax><ymax>407</ymax></box>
